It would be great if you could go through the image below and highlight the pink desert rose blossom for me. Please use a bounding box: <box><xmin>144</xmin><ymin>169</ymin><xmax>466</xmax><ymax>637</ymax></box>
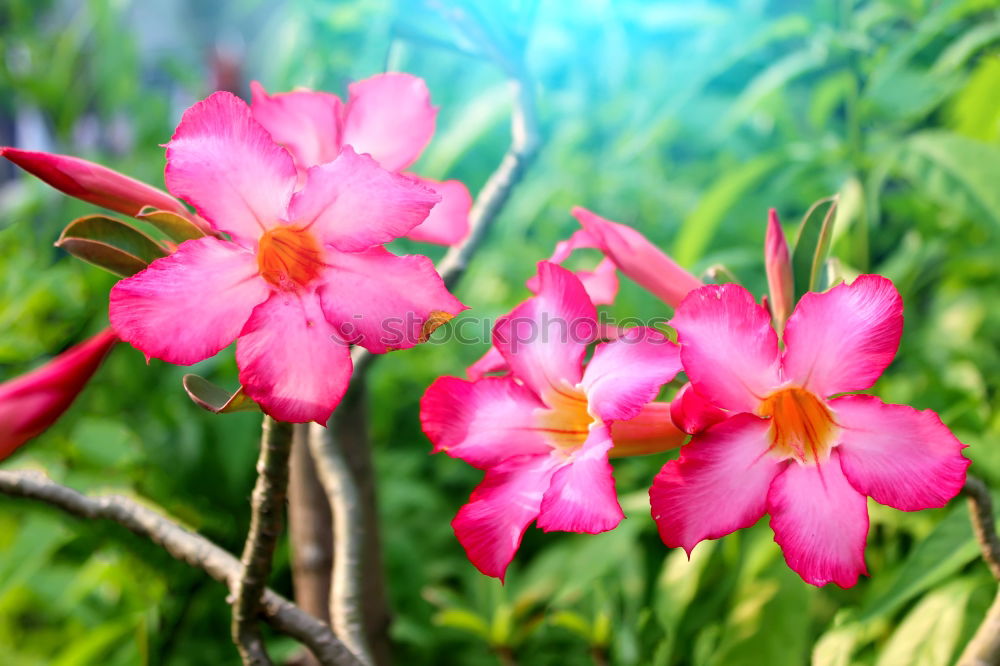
<box><xmin>0</xmin><ymin>329</ymin><xmax>118</xmax><ymax>460</ymax></box>
<box><xmin>109</xmin><ymin>91</ymin><xmax>465</xmax><ymax>424</ymax></box>
<box><xmin>421</xmin><ymin>262</ymin><xmax>683</xmax><ymax>580</ymax></box>
<box><xmin>250</xmin><ymin>73</ymin><xmax>471</xmax><ymax>245</ymax></box>
<box><xmin>649</xmin><ymin>277</ymin><xmax>969</xmax><ymax>587</ymax></box>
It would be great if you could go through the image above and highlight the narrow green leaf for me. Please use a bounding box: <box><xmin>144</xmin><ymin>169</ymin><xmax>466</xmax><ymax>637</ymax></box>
<box><xmin>432</xmin><ymin>608</ymin><xmax>491</xmax><ymax>641</ymax></box>
<box><xmin>791</xmin><ymin>196</ymin><xmax>836</xmax><ymax>300</ymax></box>
<box><xmin>875</xmin><ymin>579</ymin><xmax>975</xmax><ymax>666</ymax></box>
<box><xmin>181</xmin><ymin>374</ymin><xmax>258</xmax><ymax>414</ymax></box>
<box><xmin>673</xmin><ymin>155</ymin><xmax>781</xmax><ymax>267</ymax></box>
<box><xmin>136</xmin><ymin>206</ymin><xmax>205</xmax><ymax>242</ymax></box>
<box><xmin>55</xmin><ymin>214</ymin><xmax>168</xmax><ymax>277</ymax></box>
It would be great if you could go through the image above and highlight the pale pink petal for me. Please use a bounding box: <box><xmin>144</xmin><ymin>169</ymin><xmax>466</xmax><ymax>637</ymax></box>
<box><xmin>575</xmin><ymin>257</ymin><xmax>619</xmax><ymax>307</ymax></box>
<box><xmin>767</xmin><ymin>452</ymin><xmax>869</xmax><ymax>588</ymax></box>
<box><xmin>782</xmin><ymin>275</ymin><xmax>903</xmax><ymax>397</ymax></box>
<box><xmin>581</xmin><ymin>328</ymin><xmax>681</xmax><ymax>422</ymax></box>
<box><xmin>341</xmin><ymin>73</ymin><xmax>437</xmax><ymax>172</ymax></box>
<box><xmin>466</xmin><ymin>346</ymin><xmax>509</xmax><ymax>380</ymax></box>
<box><xmin>249</xmin><ymin>81</ymin><xmax>343</xmax><ymax>169</ymax></box>
<box><xmin>318</xmin><ymin>246</ymin><xmax>465</xmax><ymax>353</ymax></box>
<box><xmin>236</xmin><ymin>291</ymin><xmax>352</xmax><ymax>423</ymax></box>
<box><xmin>421</xmin><ymin>375</ymin><xmax>550</xmax><ymax>469</ymax></box>
<box><xmin>669</xmin><ymin>382</ymin><xmax>728</xmax><ymax>435</ymax></box>
<box><xmin>403</xmin><ymin>176</ymin><xmax>471</xmax><ymax>245</ymax></box>
<box><xmin>452</xmin><ymin>454</ymin><xmax>560</xmax><ymax>580</ymax></box>
<box><xmin>165</xmin><ymin>91</ymin><xmax>297</xmax><ymax>243</ymax></box>
<box><xmin>536</xmin><ymin>425</ymin><xmax>624</xmax><ymax>533</ymax></box>
<box><xmin>670</xmin><ymin>283</ymin><xmax>781</xmax><ymax>413</ymax></box>
<box><xmin>649</xmin><ymin>414</ymin><xmax>781</xmax><ymax>554</ymax></box>
<box><xmin>109</xmin><ymin>238</ymin><xmax>268</xmax><ymax>365</ymax></box>
<box><xmin>832</xmin><ymin>395</ymin><xmax>969</xmax><ymax>510</ymax></box>
<box><xmin>287</xmin><ymin>147</ymin><xmax>440</xmax><ymax>253</ymax></box>
<box><xmin>608</xmin><ymin>402</ymin><xmax>687</xmax><ymax>458</ymax></box>
<box><xmin>493</xmin><ymin>262</ymin><xmax>596</xmax><ymax>404</ymax></box>
<box><xmin>572</xmin><ymin>207</ymin><xmax>703</xmax><ymax>308</ymax></box>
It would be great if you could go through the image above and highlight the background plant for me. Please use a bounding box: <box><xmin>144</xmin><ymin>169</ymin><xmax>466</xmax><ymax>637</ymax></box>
<box><xmin>1</xmin><ymin>0</ymin><xmax>999</xmax><ymax>664</ymax></box>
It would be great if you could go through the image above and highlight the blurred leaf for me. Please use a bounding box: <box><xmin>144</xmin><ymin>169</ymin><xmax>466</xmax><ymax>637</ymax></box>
<box><xmin>433</xmin><ymin>608</ymin><xmax>491</xmax><ymax>641</ymax></box>
<box><xmin>135</xmin><ymin>207</ymin><xmax>205</xmax><ymax>243</ymax></box>
<box><xmin>55</xmin><ymin>214</ymin><xmax>167</xmax><ymax>277</ymax></box>
<box><xmin>875</xmin><ymin>579</ymin><xmax>975</xmax><ymax>666</ymax></box>
<box><xmin>895</xmin><ymin>130</ymin><xmax>1000</xmax><ymax>229</ymax></box>
<box><xmin>792</xmin><ymin>197</ymin><xmax>837</xmax><ymax>298</ymax></box>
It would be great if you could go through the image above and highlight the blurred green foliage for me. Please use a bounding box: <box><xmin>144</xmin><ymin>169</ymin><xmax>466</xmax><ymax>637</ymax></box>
<box><xmin>1</xmin><ymin>0</ymin><xmax>999</xmax><ymax>664</ymax></box>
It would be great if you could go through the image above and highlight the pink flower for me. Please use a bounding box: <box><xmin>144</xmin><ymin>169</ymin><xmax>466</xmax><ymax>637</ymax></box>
<box><xmin>250</xmin><ymin>73</ymin><xmax>471</xmax><ymax>245</ymax></box>
<box><xmin>649</xmin><ymin>277</ymin><xmax>969</xmax><ymax>587</ymax></box>
<box><xmin>1</xmin><ymin>147</ymin><xmax>192</xmax><ymax>219</ymax></box>
<box><xmin>110</xmin><ymin>92</ymin><xmax>465</xmax><ymax>424</ymax></box>
<box><xmin>571</xmin><ymin>207</ymin><xmax>703</xmax><ymax>308</ymax></box>
<box><xmin>0</xmin><ymin>329</ymin><xmax>118</xmax><ymax>460</ymax></box>
<box><xmin>421</xmin><ymin>262</ymin><xmax>682</xmax><ymax>579</ymax></box>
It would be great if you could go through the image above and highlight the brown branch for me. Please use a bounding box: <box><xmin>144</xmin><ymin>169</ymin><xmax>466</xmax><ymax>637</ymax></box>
<box><xmin>232</xmin><ymin>416</ymin><xmax>295</xmax><ymax>665</ymax></box>
<box><xmin>308</xmin><ymin>421</ymin><xmax>373</xmax><ymax>666</ymax></box>
<box><xmin>958</xmin><ymin>475</ymin><xmax>1000</xmax><ymax>666</ymax></box>
<box><xmin>0</xmin><ymin>468</ymin><xmax>363</xmax><ymax>666</ymax></box>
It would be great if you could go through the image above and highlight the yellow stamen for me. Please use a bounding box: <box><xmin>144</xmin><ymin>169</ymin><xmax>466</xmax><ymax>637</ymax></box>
<box><xmin>535</xmin><ymin>384</ymin><xmax>595</xmax><ymax>455</ymax></box>
<box><xmin>758</xmin><ymin>387</ymin><xmax>838</xmax><ymax>463</ymax></box>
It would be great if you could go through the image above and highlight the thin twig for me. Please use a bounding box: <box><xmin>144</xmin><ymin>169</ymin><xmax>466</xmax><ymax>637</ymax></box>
<box><xmin>308</xmin><ymin>421</ymin><xmax>373</xmax><ymax>666</ymax></box>
<box><xmin>232</xmin><ymin>416</ymin><xmax>295</xmax><ymax>665</ymax></box>
<box><xmin>0</xmin><ymin>468</ymin><xmax>362</xmax><ymax>666</ymax></box>
<box><xmin>958</xmin><ymin>475</ymin><xmax>1000</xmax><ymax>666</ymax></box>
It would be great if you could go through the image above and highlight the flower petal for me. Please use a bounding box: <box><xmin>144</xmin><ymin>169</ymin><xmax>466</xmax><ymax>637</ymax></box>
<box><xmin>608</xmin><ymin>402</ymin><xmax>687</xmax><ymax>458</ymax></box>
<box><xmin>165</xmin><ymin>91</ymin><xmax>297</xmax><ymax>243</ymax></box>
<box><xmin>572</xmin><ymin>206</ymin><xmax>702</xmax><ymax>308</ymax></box>
<box><xmin>1</xmin><ymin>147</ymin><xmax>188</xmax><ymax>218</ymax></box>
<box><xmin>421</xmin><ymin>375</ymin><xmax>550</xmax><ymax>469</ymax></box>
<box><xmin>782</xmin><ymin>275</ymin><xmax>903</xmax><ymax>397</ymax></box>
<box><xmin>767</xmin><ymin>452</ymin><xmax>869</xmax><ymax>588</ymax></box>
<box><xmin>581</xmin><ymin>328</ymin><xmax>681</xmax><ymax>422</ymax></box>
<box><xmin>467</xmin><ymin>346</ymin><xmax>509</xmax><ymax>380</ymax></box>
<box><xmin>493</xmin><ymin>262</ymin><xmax>596</xmax><ymax>405</ymax></box>
<box><xmin>249</xmin><ymin>81</ymin><xmax>343</xmax><ymax>169</ymax></box>
<box><xmin>832</xmin><ymin>395</ymin><xmax>969</xmax><ymax>510</ymax></box>
<box><xmin>536</xmin><ymin>425</ymin><xmax>624</xmax><ymax>533</ymax></box>
<box><xmin>109</xmin><ymin>237</ymin><xmax>268</xmax><ymax>365</ymax></box>
<box><xmin>403</xmin><ymin>176</ymin><xmax>471</xmax><ymax>245</ymax></box>
<box><xmin>670</xmin><ymin>283</ymin><xmax>781</xmax><ymax>413</ymax></box>
<box><xmin>574</xmin><ymin>257</ymin><xmax>619</xmax><ymax>307</ymax></box>
<box><xmin>649</xmin><ymin>414</ymin><xmax>781</xmax><ymax>554</ymax></box>
<box><xmin>318</xmin><ymin>246</ymin><xmax>465</xmax><ymax>354</ymax></box>
<box><xmin>341</xmin><ymin>73</ymin><xmax>437</xmax><ymax>172</ymax></box>
<box><xmin>669</xmin><ymin>382</ymin><xmax>728</xmax><ymax>435</ymax></box>
<box><xmin>236</xmin><ymin>291</ymin><xmax>352</xmax><ymax>423</ymax></box>
<box><xmin>287</xmin><ymin>146</ymin><xmax>440</xmax><ymax>253</ymax></box>
<box><xmin>0</xmin><ymin>329</ymin><xmax>117</xmax><ymax>460</ymax></box>
<box><xmin>452</xmin><ymin>454</ymin><xmax>559</xmax><ymax>580</ymax></box>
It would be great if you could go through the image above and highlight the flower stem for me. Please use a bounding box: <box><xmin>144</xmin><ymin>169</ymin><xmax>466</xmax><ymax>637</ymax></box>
<box><xmin>958</xmin><ymin>475</ymin><xmax>1000</xmax><ymax>666</ymax></box>
<box><xmin>232</xmin><ymin>416</ymin><xmax>295</xmax><ymax>666</ymax></box>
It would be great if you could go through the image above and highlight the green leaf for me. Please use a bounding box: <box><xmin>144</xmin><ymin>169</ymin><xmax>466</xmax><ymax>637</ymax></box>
<box><xmin>136</xmin><ymin>206</ymin><xmax>205</xmax><ymax>242</ymax></box>
<box><xmin>895</xmin><ymin>130</ymin><xmax>1000</xmax><ymax>229</ymax></box>
<box><xmin>791</xmin><ymin>196</ymin><xmax>837</xmax><ymax>299</ymax></box>
<box><xmin>673</xmin><ymin>155</ymin><xmax>781</xmax><ymax>267</ymax></box>
<box><xmin>55</xmin><ymin>214</ymin><xmax>168</xmax><ymax>277</ymax></box>
<box><xmin>181</xmin><ymin>374</ymin><xmax>259</xmax><ymax>414</ymax></box>
<box><xmin>432</xmin><ymin>608</ymin><xmax>491</xmax><ymax>641</ymax></box>
<box><xmin>859</xmin><ymin>506</ymin><xmax>979</xmax><ymax>622</ymax></box>
<box><xmin>875</xmin><ymin>579</ymin><xmax>975</xmax><ymax>666</ymax></box>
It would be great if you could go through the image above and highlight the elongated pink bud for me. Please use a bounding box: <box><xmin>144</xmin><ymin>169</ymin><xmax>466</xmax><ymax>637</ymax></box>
<box><xmin>1</xmin><ymin>147</ymin><xmax>188</xmax><ymax>217</ymax></box>
<box><xmin>0</xmin><ymin>329</ymin><xmax>118</xmax><ymax>460</ymax></box>
<box><xmin>572</xmin><ymin>206</ymin><xmax>702</xmax><ymax>308</ymax></box>
<box><xmin>608</xmin><ymin>402</ymin><xmax>688</xmax><ymax>458</ymax></box>
<box><xmin>765</xmin><ymin>208</ymin><xmax>794</xmax><ymax>333</ymax></box>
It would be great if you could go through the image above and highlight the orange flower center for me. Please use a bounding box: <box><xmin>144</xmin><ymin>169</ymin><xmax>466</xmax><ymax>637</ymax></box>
<box><xmin>257</xmin><ymin>225</ymin><xmax>325</xmax><ymax>290</ymax></box>
<box><xmin>758</xmin><ymin>387</ymin><xmax>838</xmax><ymax>464</ymax></box>
<box><xmin>535</xmin><ymin>385</ymin><xmax>596</xmax><ymax>455</ymax></box>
